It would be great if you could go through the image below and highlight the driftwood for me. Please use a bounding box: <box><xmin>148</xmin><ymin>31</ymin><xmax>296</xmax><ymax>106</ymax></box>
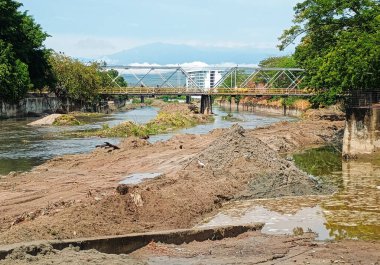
<box><xmin>96</xmin><ymin>142</ymin><xmax>120</xmax><ymax>150</ymax></box>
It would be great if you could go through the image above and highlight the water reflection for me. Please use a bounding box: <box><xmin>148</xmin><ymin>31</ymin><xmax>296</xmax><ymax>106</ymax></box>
<box><xmin>322</xmin><ymin>160</ymin><xmax>380</xmax><ymax>240</ymax></box>
<box><xmin>199</xmin><ymin>147</ymin><xmax>380</xmax><ymax>241</ymax></box>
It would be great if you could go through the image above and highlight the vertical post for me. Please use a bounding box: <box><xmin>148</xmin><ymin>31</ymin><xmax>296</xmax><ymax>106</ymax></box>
<box><xmin>140</xmin><ymin>96</ymin><xmax>145</xmax><ymax>103</ymax></box>
<box><xmin>234</xmin><ymin>68</ymin><xmax>237</xmax><ymax>88</ymax></box>
<box><xmin>200</xmin><ymin>95</ymin><xmax>212</xmax><ymax>114</ymax></box>
<box><xmin>186</xmin><ymin>95</ymin><xmax>191</xmax><ymax>104</ymax></box>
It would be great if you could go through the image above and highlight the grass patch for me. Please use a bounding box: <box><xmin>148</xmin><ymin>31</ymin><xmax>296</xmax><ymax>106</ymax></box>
<box><xmin>74</xmin><ymin>104</ymin><xmax>214</xmax><ymax>138</ymax></box>
<box><xmin>53</xmin><ymin>115</ymin><xmax>82</xmax><ymax>126</ymax></box>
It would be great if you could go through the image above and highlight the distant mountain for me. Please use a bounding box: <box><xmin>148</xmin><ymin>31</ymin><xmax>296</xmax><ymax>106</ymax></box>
<box><xmin>98</xmin><ymin>43</ymin><xmax>283</xmax><ymax>65</ymax></box>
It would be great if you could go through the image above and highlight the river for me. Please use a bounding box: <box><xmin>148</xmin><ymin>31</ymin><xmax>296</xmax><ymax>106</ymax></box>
<box><xmin>0</xmin><ymin>106</ymin><xmax>294</xmax><ymax>175</ymax></box>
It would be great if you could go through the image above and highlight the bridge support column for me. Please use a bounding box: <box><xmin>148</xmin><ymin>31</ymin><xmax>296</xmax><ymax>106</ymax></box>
<box><xmin>140</xmin><ymin>96</ymin><xmax>145</xmax><ymax>103</ymax></box>
<box><xmin>186</xmin><ymin>96</ymin><xmax>191</xmax><ymax>104</ymax></box>
<box><xmin>343</xmin><ymin>107</ymin><xmax>380</xmax><ymax>158</ymax></box>
<box><xmin>200</xmin><ymin>95</ymin><xmax>212</xmax><ymax>114</ymax></box>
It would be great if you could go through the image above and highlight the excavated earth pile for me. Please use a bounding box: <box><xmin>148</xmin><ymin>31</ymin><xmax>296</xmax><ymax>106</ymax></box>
<box><xmin>0</xmin><ymin>125</ymin><xmax>333</xmax><ymax>244</ymax></box>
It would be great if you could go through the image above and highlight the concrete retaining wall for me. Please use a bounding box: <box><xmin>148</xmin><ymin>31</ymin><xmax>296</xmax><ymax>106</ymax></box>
<box><xmin>218</xmin><ymin>101</ymin><xmax>304</xmax><ymax>117</ymax></box>
<box><xmin>0</xmin><ymin>97</ymin><xmax>61</xmax><ymax>119</ymax></box>
<box><xmin>342</xmin><ymin>107</ymin><xmax>380</xmax><ymax>157</ymax></box>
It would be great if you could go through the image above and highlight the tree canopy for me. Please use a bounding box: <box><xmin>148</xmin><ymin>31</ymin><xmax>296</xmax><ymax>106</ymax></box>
<box><xmin>258</xmin><ymin>55</ymin><xmax>298</xmax><ymax>68</ymax></box>
<box><xmin>49</xmin><ymin>53</ymin><xmax>101</xmax><ymax>102</ymax></box>
<box><xmin>49</xmin><ymin>54</ymin><xmax>128</xmax><ymax>103</ymax></box>
<box><xmin>279</xmin><ymin>0</ymin><xmax>380</xmax><ymax>104</ymax></box>
<box><xmin>0</xmin><ymin>0</ymin><xmax>54</xmax><ymax>103</ymax></box>
<box><xmin>0</xmin><ymin>40</ymin><xmax>30</xmax><ymax>103</ymax></box>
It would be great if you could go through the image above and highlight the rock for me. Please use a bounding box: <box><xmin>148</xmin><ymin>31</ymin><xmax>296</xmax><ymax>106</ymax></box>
<box><xmin>116</xmin><ymin>184</ymin><xmax>130</xmax><ymax>195</ymax></box>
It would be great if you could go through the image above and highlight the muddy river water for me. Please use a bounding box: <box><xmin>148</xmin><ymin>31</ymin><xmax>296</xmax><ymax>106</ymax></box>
<box><xmin>0</xmin><ymin>106</ymin><xmax>379</xmax><ymax>241</ymax></box>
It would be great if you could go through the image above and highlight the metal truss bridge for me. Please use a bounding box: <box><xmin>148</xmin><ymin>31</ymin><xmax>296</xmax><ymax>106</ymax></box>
<box><xmin>99</xmin><ymin>65</ymin><xmax>311</xmax><ymax>96</ymax></box>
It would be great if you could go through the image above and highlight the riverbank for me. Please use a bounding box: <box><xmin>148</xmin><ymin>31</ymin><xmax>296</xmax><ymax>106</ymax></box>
<box><xmin>0</xmin><ymin>110</ymin><xmax>344</xmax><ymax>244</ymax></box>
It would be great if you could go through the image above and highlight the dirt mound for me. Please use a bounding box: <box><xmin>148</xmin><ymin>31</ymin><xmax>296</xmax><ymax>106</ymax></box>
<box><xmin>195</xmin><ymin>124</ymin><xmax>331</xmax><ymax>199</ymax></box>
<box><xmin>303</xmin><ymin>106</ymin><xmax>345</xmax><ymax>121</ymax></box>
<box><xmin>27</xmin><ymin>114</ymin><xmax>62</xmax><ymax>126</ymax></box>
<box><xmin>0</xmin><ymin>125</ymin><xmax>333</xmax><ymax>244</ymax></box>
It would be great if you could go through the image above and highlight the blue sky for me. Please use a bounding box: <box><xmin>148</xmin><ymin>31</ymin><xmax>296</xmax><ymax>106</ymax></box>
<box><xmin>19</xmin><ymin>0</ymin><xmax>300</xmax><ymax>58</ymax></box>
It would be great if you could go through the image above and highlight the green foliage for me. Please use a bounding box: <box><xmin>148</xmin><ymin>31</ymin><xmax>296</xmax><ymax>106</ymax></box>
<box><xmin>0</xmin><ymin>41</ymin><xmax>31</xmax><ymax>103</ymax></box>
<box><xmin>282</xmin><ymin>96</ymin><xmax>298</xmax><ymax>107</ymax></box>
<box><xmin>53</xmin><ymin>114</ymin><xmax>82</xmax><ymax>126</ymax></box>
<box><xmin>131</xmin><ymin>98</ymin><xmax>153</xmax><ymax>105</ymax></box>
<box><xmin>160</xmin><ymin>95</ymin><xmax>186</xmax><ymax>102</ymax></box>
<box><xmin>75</xmin><ymin>105</ymin><xmax>214</xmax><ymax>138</ymax></box>
<box><xmin>279</xmin><ymin>0</ymin><xmax>380</xmax><ymax>106</ymax></box>
<box><xmin>99</xmin><ymin>69</ymin><xmax>127</xmax><ymax>87</ymax></box>
<box><xmin>255</xmin><ymin>56</ymin><xmax>299</xmax><ymax>88</ymax></box>
<box><xmin>0</xmin><ymin>0</ymin><xmax>54</xmax><ymax>98</ymax></box>
<box><xmin>49</xmin><ymin>53</ymin><xmax>101</xmax><ymax>102</ymax></box>
<box><xmin>259</xmin><ymin>55</ymin><xmax>298</xmax><ymax>68</ymax></box>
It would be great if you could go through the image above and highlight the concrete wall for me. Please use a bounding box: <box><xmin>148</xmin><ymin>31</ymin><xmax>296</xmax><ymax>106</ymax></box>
<box><xmin>219</xmin><ymin>101</ymin><xmax>304</xmax><ymax>117</ymax></box>
<box><xmin>0</xmin><ymin>97</ymin><xmax>61</xmax><ymax>119</ymax></box>
<box><xmin>342</xmin><ymin>108</ymin><xmax>380</xmax><ymax>157</ymax></box>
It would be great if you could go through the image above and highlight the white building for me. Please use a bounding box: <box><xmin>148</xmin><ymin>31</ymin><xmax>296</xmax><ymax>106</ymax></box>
<box><xmin>186</xmin><ymin>69</ymin><xmax>224</xmax><ymax>90</ymax></box>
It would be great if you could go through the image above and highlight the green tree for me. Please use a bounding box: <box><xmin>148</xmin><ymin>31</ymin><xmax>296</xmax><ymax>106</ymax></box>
<box><xmin>258</xmin><ymin>55</ymin><xmax>300</xmax><ymax>88</ymax></box>
<box><xmin>0</xmin><ymin>41</ymin><xmax>31</xmax><ymax>103</ymax></box>
<box><xmin>279</xmin><ymin>0</ymin><xmax>380</xmax><ymax>105</ymax></box>
<box><xmin>0</xmin><ymin>0</ymin><xmax>54</xmax><ymax>92</ymax></box>
<box><xmin>259</xmin><ymin>55</ymin><xmax>298</xmax><ymax>68</ymax></box>
<box><xmin>49</xmin><ymin>53</ymin><xmax>100</xmax><ymax>103</ymax></box>
<box><xmin>99</xmin><ymin>69</ymin><xmax>128</xmax><ymax>87</ymax></box>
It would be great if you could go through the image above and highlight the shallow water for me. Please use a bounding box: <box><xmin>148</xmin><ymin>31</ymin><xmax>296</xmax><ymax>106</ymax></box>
<box><xmin>149</xmin><ymin>106</ymin><xmax>295</xmax><ymax>143</ymax></box>
<box><xmin>198</xmin><ymin>147</ymin><xmax>380</xmax><ymax>241</ymax></box>
<box><xmin>119</xmin><ymin>173</ymin><xmax>163</xmax><ymax>185</ymax></box>
<box><xmin>0</xmin><ymin>107</ymin><xmax>159</xmax><ymax>175</ymax></box>
<box><xmin>0</xmin><ymin>105</ymin><xmax>294</xmax><ymax>175</ymax></box>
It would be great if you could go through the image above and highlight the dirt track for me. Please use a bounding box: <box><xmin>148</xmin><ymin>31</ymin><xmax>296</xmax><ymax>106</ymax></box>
<box><xmin>0</xmin><ymin>115</ymin><xmax>344</xmax><ymax>245</ymax></box>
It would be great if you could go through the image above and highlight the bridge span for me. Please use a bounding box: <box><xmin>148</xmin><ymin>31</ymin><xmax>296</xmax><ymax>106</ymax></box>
<box><xmin>100</xmin><ymin>65</ymin><xmax>311</xmax><ymax>113</ymax></box>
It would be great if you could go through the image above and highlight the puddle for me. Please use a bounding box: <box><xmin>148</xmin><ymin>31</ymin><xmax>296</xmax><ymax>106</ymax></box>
<box><xmin>197</xmin><ymin>199</ymin><xmax>330</xmax><ymax>240</ymax></box>
<box><xmin>119</xmin><ymin>173</ymin><xmax>163</xmax><ymax>185</ymax></box>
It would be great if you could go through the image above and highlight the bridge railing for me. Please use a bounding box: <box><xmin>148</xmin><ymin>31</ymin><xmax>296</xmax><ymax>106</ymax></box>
<box><xmin>98</xmin><ymin>87</ymin><xmax>312</xmax><ymax>96</ymax></box>
<box><xmin>101</xmin><ymin>65</ymin><xmax>306</xmax><ymax>92</ymax></box>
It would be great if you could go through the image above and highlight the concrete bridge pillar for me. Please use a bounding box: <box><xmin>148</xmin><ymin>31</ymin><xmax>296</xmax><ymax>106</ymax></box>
<box><xmin>343</xmin><ymin>107</ymin><xmax>380</xmax><ymax>158</ymax></box>
<box><xmin>200</xmin><ymin>95</ymin><xmax>212</xmax><ymax>114</ymax></box>
<box><xmin>140</xmin><ymin>96</ymin><xmax>145</xmax><ymax>103</ymax></box>
<box><xmin>186</xmin><ymin>96</ymin><xmax>191</xmax><ymax>104</ymax></box>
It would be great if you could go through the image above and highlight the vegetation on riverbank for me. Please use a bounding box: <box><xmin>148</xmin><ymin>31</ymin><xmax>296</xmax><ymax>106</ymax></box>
<box><xmin>74</xmin><ymin>104</ymin><xmax>213</xmax><ymax>138</ymax></box>
<box><xmin>52</xmin><ymin>112</ymin><xmax>106</xmax><ymax>126</ymax></box>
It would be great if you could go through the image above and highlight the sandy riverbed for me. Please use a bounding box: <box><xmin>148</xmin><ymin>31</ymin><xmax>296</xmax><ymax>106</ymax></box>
<box><xmin>0</xmin><ymin>111</ymin><xmax>343</xmax><ymax>243</ymax></box>
<box><xmin>2</xmin><ymin>108</ymin><xmax>377</xmax><ymax>264</ymax></box>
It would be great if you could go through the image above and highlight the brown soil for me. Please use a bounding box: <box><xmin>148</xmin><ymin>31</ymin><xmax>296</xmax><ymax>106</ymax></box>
<box><xmin>0</xmin><ymin>115</ymin><xmax>344</xmax><ymax>245</ymax></box>
<box><xmin>130</xmin><ymin>231</ymin><xmax>380</xmax><ymax>265</ymax></box>
<box><xmin>1</xmin><ymin>232</ymin><xmax>379</xmax><ymax>265</ymax></box>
